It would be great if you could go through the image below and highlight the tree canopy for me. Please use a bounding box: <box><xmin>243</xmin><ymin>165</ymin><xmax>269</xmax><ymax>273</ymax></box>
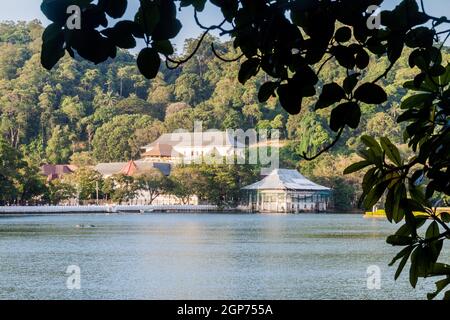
<box><xmin>17</xmin><ymin>0</ymin><xmax>450</xmax><ymax>299</ymax></box>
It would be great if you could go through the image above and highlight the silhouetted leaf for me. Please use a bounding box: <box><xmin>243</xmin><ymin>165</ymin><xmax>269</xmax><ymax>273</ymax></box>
<box><xmin>355</xmin><ymin>49</ymin><xmax>369</xmax><ymax>69</ymax></box>
<box><xmin>343</xmin><ymin>161</ymin><xmax>371</xmax><ymax>174</ymax></box>
<box><xmin>361</xmin><ymin>135</ymin><xmax>382</xmax><ymax>156</ymax></box>
<box><xmin>134</xmin><ymin>2</ymin><xmax>160</xmax><ymax>36</ymax></box>
<box><xmin>335</xmin><ymin>26</ymin><xmax>351</xmax><ymax>43</ymax></box>
<box><xmin>354</xmin><ymin>83</ymin><xmax>387</xmax><ymax>104</ymax></box>
<box><xmin>238</xmin><ymin>58</ymin><xmax>260</xmax><ymax>84</ymax></box>
<box><xmin>153</xmin><ymin>40</ymin><xmax>174</xmax><ymax>55</ymax></box>
<box><xmin>315</xmin><ymin>83</ymin><xmax>346</xmax><ymax>109</ymax></box>
<box><xmin>364</xmin><ymin>180</ymin><xmax>390</xmax><ymax>209</ymax></box>
<box><xmin>100</xmin><ymin>0</ymin><xmax>128</xmax><ymax>19</ymax></box>
<box><xmin>426</xmin><ymin>221</ymin><xmax>440</xmax><ymax>239</ymax></box>
<box><xmin>343</xmin><ymin>73</ymin><xmax>359</xmax><ymax>94</ymax></box>
<box><xmin>277</xmin><ymin>83</ymin><xmax>302</xmax><ymax>115</ymax></box>
<box><xmin>427</xmin><ymin>277</ymin><xmax>450</xmax><ymax>300</ymax></box>
<box><xmin>380</xmin><ymin>137</ymin><xmax>402</xmax><ymax>166</ymax></box>
<box><xmin>102</xmin><ymin>21</ymin><xmax>138</xmax><ymax>49</ymax></box>
<box><xmin>258</xmin><ymin>82</ymin><xmax>279</xmax><ymax>103</ymax></box>
<box><xmin>386</xmin><ymin>235</ymin><xmax>414</xmax><ymax>246</ymax></box>
<box><xmin>137</xmin><ymin>47</ymin><xmax>160</xmax><ymax>79</ymax></box>
<box><xmin>330</xmin><ymin>102</ymin><xmax>360</xmax><ymax>131</ymax></box>
<box><xmin>41</xmin><ymin>23</ymin><xmax>65</xmax><ymax>70</ymax></box>
<box><xmin>180</xmin><ymin>0</ymin><xmax>207</xmax><ymax>11</ymax></box>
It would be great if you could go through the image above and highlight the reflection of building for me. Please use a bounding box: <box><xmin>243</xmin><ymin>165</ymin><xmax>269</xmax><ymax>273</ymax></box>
<box><xmin>141</xmin><ymin>131</ymin><xmax>245</xmax><ymax>163</ymax></box>
<box><xmin>94</xmin><ymin>160</ymin><xmax>171</xmax><ymax>178</ymax></box>
<box><xmin>41</xmin><ymin>164</ymin><xmax>77</xmax><ymax>182</ymax></box>
<box><xmin>242</xmin><ymin>169</ymin><xmax>331</xmax><ymax>213</ymax></box>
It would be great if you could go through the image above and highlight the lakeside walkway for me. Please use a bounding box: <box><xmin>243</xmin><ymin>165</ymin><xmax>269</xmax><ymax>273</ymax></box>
<box><xmin>0</xmin><ymin>205</ymin><xmax>226</xmax><ymax>214</ymax></box>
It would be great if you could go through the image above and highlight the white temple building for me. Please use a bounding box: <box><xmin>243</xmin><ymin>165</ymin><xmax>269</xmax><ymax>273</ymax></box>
<box><xmin>242</xmin><ymin>169</ymin><xmax>331</xmax><ymax>213</ymax></box>
<box><xmin>140</xmin><ymin>130</ymin><xmax>246</xmax><ymax>163</ymax></box>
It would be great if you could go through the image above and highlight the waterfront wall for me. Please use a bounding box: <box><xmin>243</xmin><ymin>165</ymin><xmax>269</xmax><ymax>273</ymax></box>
<box><xmin>0</xmin><ymin>205</ymin><xmax>222</xmax><ymax>214</ymax></box>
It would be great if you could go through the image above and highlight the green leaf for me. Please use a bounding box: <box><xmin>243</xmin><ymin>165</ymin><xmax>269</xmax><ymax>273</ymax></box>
<box><xmin>386</xmin><ymin>235</ymin><xmax>414</xmax><ymax>246</ymax></box>
<box><xmin>386</xmin><ymin>184</ymin><xmax>406</xmax><ymax>223</ymax></box>
<box><xmin>390</xmin><ymin>245</ymin><xmax>414</xmax><ymax>280</ymax></box>
<box><xmin>440</xmin><ymin>212</ymin><xmax>450</xmax><ymax>223</ymax></box>
<box><xmin>343</xmin><ymin>161</ymin><xmax>371</xmax><ymax>174</ymax></box>
<box><xmin>363</xmin><ymin>180</ymin><xmax>389</xmax><ymax>209</ymax></box>
<box><xmin>429</xmin><ymin>263</ymin><xmax>450</xmax><ymax>276</ymax></box>
<box><xmin>258</xmin><ymin>82</ymin><xmax>279</xmax><ymax>103</ymax></box>
<box><xmin>360</xmin><ymin>135</ymin><xmax>382</xmax><ymax>157</ymax></box>
<box><xmin>425</xmin><ymin>221</ymin><xmax>440</xmax><ymax>239</ymax></box>
<box><xmin>409</xmin><ymin>246</ymin><xmax>420</xmax><ymax>287</ymax></box>
<box><xmin>380</xmin><ymin>137</ymin><xmax>402</xmax><ymax>166</ymax></box>
<box><xmin>438</xmin><ymin>64</ymin><xmax>450</xmax><ymax>86</ymax></box>
<box><xmin>362</xmin><ymin>167</ymin><xmax>377</xmax><ymax>194</ymax></box>
<box><xmin>400</xmin><ymin>93</ymin><xmax>433</xmax><ymax>110</ymax></box>
<box><xmin>389</xmin><ymin>245</ymin><xmax>414</xmax><ymax>266</ymax></box>
<box><xmin>354</xmin><ymin>83</ymin><xmax>387</xmax><ymax>104</ymax></box>
<box><xmin>137</xmin><ymin>47</ymin><xmax>161</xmax><ymax>79</ymax></box>
<box><xmin>315</xmin><ymin>82</ymin><xmax>346</xmax><ymax>110</ymax></box>
<box><xmin>238</xmin><ymin>58</ymin><xmax>260</xmax><ymax>84</ymax></box>
<box><xmin>427</xmin><ymin>276</ymin><xmax>450</xmax><ymax>300</ymax></box>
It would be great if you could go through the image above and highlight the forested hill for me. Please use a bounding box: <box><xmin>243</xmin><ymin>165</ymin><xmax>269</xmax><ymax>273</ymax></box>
<box><xmin>0</xmin><ymin>21</ymin><xmax>447</xmax><ymax>171</ymax></box>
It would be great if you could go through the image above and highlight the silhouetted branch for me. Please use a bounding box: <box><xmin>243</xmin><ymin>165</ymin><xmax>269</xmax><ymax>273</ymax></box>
<box><xmin>165</xmin><ymin>29</ymin><xmax>210</xmax><ymax>68</ymax></box>
<box><xmin>211</xmin><ymin>43</ymin><xmax>243</xmax><ymax>62</ymax></box>
<box><xmin>300</xmin><ymin>127</ymin><xmax>344</xmax><ymax>161</ymax></box>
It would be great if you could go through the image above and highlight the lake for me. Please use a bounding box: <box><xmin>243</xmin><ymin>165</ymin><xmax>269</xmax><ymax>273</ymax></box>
<box><xmin>0</xmin><ymin>213</ymin><xmax>446</xmax><ymax>300</ymax></box>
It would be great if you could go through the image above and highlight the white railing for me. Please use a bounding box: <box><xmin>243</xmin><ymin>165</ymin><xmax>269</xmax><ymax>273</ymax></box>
<box><xmin>0</xmin><ymin>204</ymin><xmax>220</xmax><ymax>214</ymax></box>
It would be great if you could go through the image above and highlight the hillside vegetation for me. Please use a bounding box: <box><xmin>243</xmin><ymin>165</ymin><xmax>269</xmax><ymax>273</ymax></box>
<box><xmin>1</xmin><ymin>20</ymin><xmax>447</xmax><ymax>209</ymax></box>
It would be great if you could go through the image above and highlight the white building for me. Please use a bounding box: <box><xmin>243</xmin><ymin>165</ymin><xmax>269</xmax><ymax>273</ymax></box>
<box><xmin>242</xmin><ymin>169</ymin><xmax>331</xmax><ymax>213</ymax></box>
<box><xmin>141</xmin><ymin>130</ymin><xmax>246</xmax><ymax>163</ymax></box>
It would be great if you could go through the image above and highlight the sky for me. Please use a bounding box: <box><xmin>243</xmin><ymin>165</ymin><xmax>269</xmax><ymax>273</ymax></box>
<box><xmin>0</xmin><ymin>0</ymin><xmax>448</xmax><ymax>52</ymax></box>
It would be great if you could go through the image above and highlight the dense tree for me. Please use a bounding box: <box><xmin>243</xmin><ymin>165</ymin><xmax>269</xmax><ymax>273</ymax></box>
<box><xmin>65</xmin><ymin>167</ymin><xmax>103</xmax><ymax>203</ymax></box>
<box><xmin>92</xmin><ymin>114</ymin><xmax>155</xmax><ymax>162</ymax></box>
<box><xmin>135</xmin><ymin>168</ymin><xmax>170</xmax><ymax>204</ymax></box>
<box><xmin>46</xmin><ymin>125</ymin><xmax>72</xmax><ymax>164</ymax></box>
<box><xmin>0</xmin><ymin>137</ymin><xmax>24</xmax><ymax>204</ymax></box>
<box><xmin>69</xmin><ymin>151</ymin><xmax>96</xmax><ymax>167</ymax></box>
<box><xmin>46</xmin><ymin>179</ymin><xmax>76</xmax><ymax>205</ymax></box>
<box><xmin>0</xmin><ymin>0</ymin><xmax>446</xmax><ymax>298</ymax></box>
<box><xmin>169</xmin><ymin>166</ymin><xmax>206</xmax><ymax>204</ymax></box>
<box><xmin>108</xmin><ymin>173</ymin><xmax>138</xmax><ymax>204</ymax></box>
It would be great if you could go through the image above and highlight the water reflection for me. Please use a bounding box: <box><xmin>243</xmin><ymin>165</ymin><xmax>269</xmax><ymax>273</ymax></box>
<box><xmin>0</xmin><ymin>213</ymin><xmax>447</xmax><ymax>299</ymax></box>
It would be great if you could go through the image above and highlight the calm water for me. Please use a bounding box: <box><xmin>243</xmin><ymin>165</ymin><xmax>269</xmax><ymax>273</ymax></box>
<box><xmin>0</xmin><ymin>213</ymin><xmax>446</xmax><ymax>300</ymax></box>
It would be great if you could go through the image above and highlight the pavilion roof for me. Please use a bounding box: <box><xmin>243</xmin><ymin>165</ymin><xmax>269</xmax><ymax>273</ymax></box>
<box><xmin>242</xmin><ymin>169</ymin><xmax>331</xmax><ymax>191</ymax></box>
